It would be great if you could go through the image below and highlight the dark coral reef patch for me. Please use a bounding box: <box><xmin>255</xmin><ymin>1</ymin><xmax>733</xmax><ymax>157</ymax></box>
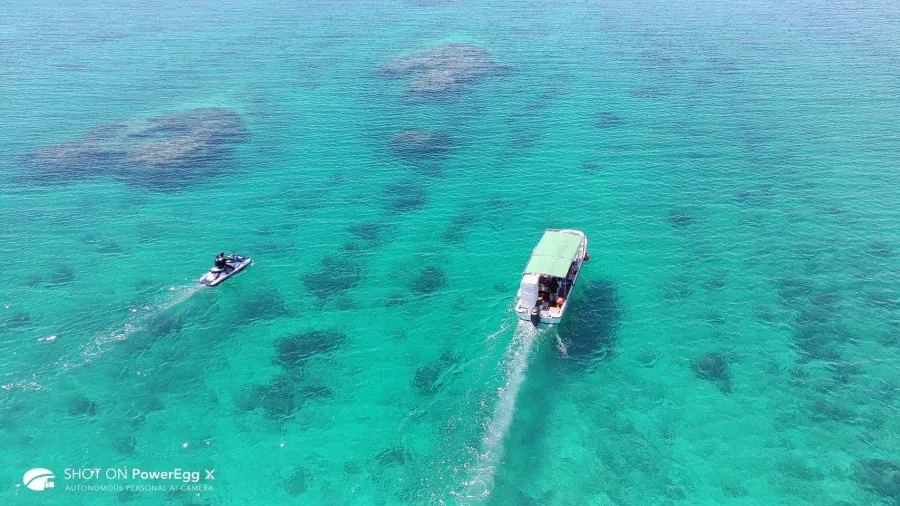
<box><xmin>274</xmin><ymin>330</ymin><xmax>346</xmax><ymax>368</ymax></box>
<box><xmin>302</xmin><ymin>257</ymin><xmax>364</xmax><ymax>298</ymax></box>
<box><xmin>593</xmin><ymin>111</ymin><xmax>625</xmax><ymax>129</ymax></box>
<box><xmin>868</xmin><ymin>242</ymin><xmax>895</xmax><ymax>258</ymax></box>
<box><xmin>373</xmin><ymin>445</ymin><xmax>411</xmax><ymax>468</ymax></box>
<box><xmin>378</xmin><ymin>42</ymin><xmax>506</xmax><ymax>97</ymax></box>
<box><xmin>558</xmin><ymin>280</ymin><xmax>622</xmax><ymax>366</ymax></box>
<box><xmin>410</xmin><ymin>266</ymin><xmax>447</xmax><ymax>294</ymax></box>
<box><xmin>238</xmin><ymin>374</ymin><xmax>297</xmax><ymax>421</ymax></box>
<box><xmin>348</xmin><ymin>221</ymin><xmax>388</xmax><ymax>245</ymax></box>
<box><xmin>67</xmin><ymin>393</ymin><xmax>98</xmax><ymax>416</ymax></box>
<box><xmin>854</xmin><ymin>459</ymin><xmax>900</xmax><ymax>503</ymax></box>
<box><xmin>690</xmin><ymin>352</ymin><xmax>734</xmax><ymax>393</ymax></box>
<box><xmin>412</xmin><ymin>349</ymin><xmax>460</xmax><ymax>395</ymax></box>
<box><xmin>47</xmin><ymin>266</ymin><xmax>76</xmax><ymax>285</ymax></box>
<box><xmin>667</xmin><ymin>211</ymin><xmax>694</xmax><ymax>229</ymax></box>
<box><xmin>442</xmin><ymin>212</ymin><xmax>478</xmax><ymax>244</ymax></box>
<box><xmin>792</xmin><ymin>320</ymin><xmax>846</xmax><ymax>362</ymax></box>
<box><xmin>233</xmin><ymin>286</ymin><xmax>291</xmax><ymax>324</ymax></box>
<box><xmin>0</xmin><ymin>312</ymin><xmax>33</xmax><ymax>332</ymax></box>
<box><xmin>238</xmin><ymin>373</ymin><xmax>334</xmax><ymax>422</ymax></box>
<box><xmin>391</xmin><ymin>130</ymin><xmax>454</xmax><ymax>160</ymax></box>
<box><xmin>285</xmin><ymin>467</ymin><xmax>310</xmax><ymax>496</ymax></box>
<box><xmin>26</xmin><ymin>108</ymin><xmax>250</xmax><ymax>190</ymax></box>
<box><xmin>383</xmin><ymin>180</ymin><xmax>428</xmax><ymax>214</ymax></box>
<box><xmin>581</xmin><ymin>161</ymin><xmax>603</xmax><ymax>173</ymax></box>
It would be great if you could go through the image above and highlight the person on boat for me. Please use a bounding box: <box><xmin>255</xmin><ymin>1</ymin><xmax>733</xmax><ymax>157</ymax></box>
<box><xmin>214</xmin><ymin>253</ymin><xmax>233</xmax><ymax>273</ymax></box>
<box><xmin>548</xmin><ymin>277</ymin><xmax>560</xmax><ymax>297</ymax></box>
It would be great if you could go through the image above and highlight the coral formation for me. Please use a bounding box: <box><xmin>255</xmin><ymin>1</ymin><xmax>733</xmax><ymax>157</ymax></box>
<box><xmin>302</xmin><ymin>257</ymin><xmax>364</xmax><ymax>298</ymax></box>
<box><xmin>411</xmin><ymin>266</ymin><xmax>447</xmax><ymax>294</ymax></box>
<box><xmin>378</xmin><ymin>43</ymin><xmax>506</xmax><ymax>97</ymax></box>
<box><xmin>558</xmin><ymin>280</ymin><xmax>622</xmax><ymax>365</ymax></box>
<box><xmin>690</xmin><ymin>353</ymin><xmax>733</xmax><ymax>393</ymax></box>
<box><xmin>391</xmin><ymin>130</ymin><xmax>453</xmax><ymax>160</ymax></box>
<box><xmin>594</xmin><ymin>111</ymin><xmax>625</xmax><ymax>129</ymax></box>
<box><xmin>855</xmin><ymin>459</ymin><xmax>900</xmax><ymax>503</ymax></box>
<box><xmin>27</xmin><ymin>108</ymin><xmax>250</xmax><ymax>189</ymax></box>
<box><xmin>383</xmin><ymin>180</ymin><xmax>428</xmax><ymax>213</ymax></box>
<box><xmin>274</xmin><ymin>330</ymin><xmax>346</xmax><ymax>368</ymax></box>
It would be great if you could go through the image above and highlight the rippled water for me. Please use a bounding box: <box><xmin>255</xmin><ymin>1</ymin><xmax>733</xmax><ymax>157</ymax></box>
<box><xmin>1</xmin><ymin>0</ymin><xmax>899</xmax><ymax>504</ymax></box>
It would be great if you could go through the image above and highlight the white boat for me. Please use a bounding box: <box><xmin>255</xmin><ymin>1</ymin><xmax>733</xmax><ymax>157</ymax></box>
<box><xmin>199</xmin><ymin>254</ymin><xmax>252</xmax><ymax>287</ymax></box>
<box><xmin>514</xmin><ymin>229</ymin><xmax>589</xmax><ymax>326</ymax></box>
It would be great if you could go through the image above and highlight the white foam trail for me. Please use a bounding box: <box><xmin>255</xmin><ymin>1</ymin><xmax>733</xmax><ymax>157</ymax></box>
<box><xmin>155</xmin><ymin>284</ymin><xmax>203</xmax><ymax>312</ymax></box>
<box><xmin>63</xmin><ymin>283</ymin><xmax>202</xmax><ymax>369</ymax></box>
<box><xmin>1</xmin><ymin>379</ymin><xmax>45</xmax><ymax>392</ymax></box>
<box><xmin>460</xmin><ymin>321</ymin><xmax>542</xmax><ymax>502</ymax></box>
<box><xmin>95</xmin><ymin>284</ymin><xmax>201</xmax><ymax>347</ymax></box>
<box><xmin>555</xmin><ymin>333</ymin><xmax>568</xmax><ymax>357</ymax></box>
<box><xmin>483</xmin><ymin>319</ymin><xmax>511</xmax><ymax>344</ymax></box>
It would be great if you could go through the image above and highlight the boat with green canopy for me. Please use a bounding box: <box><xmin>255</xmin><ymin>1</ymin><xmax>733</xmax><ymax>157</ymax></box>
<box><xmin>515</xmin><ymin>229</ymin><xmax>589</xmax><ymax>326</ymax></box>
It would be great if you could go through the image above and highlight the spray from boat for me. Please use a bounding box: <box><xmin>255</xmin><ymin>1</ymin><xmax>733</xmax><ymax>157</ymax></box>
<box><xmin>65</xmin><ymin>283</ymin><xmax>202</xmax><ymax>369</ymax></box>
<box><xmin>56</xmin><ymin>254</ymin><xmax>248</xmax><ymax>371</ymax></box>
<box><xmin>460</xmin><ymin>320</ymin><xmax>547</xmax><ymax>502</ymax></box>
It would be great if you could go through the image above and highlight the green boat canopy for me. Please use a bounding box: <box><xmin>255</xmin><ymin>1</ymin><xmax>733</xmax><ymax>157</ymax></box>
<box><xmin>523</xmin><ymin>230</ymin><xmax>583</xmax><ymax>278</ymax></box>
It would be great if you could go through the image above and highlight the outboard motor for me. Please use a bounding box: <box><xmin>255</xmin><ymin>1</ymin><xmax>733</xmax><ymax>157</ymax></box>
<box><xmin>530</xmin><ymin>304</ymin><xmax>541</xmax><ymax>326</ymax></box>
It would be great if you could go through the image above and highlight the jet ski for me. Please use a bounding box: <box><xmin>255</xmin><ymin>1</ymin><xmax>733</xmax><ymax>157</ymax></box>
<box><xmin>199</xmin><ymin>254</ymin><xmax>252</xmax><ymax>287</ymax></box>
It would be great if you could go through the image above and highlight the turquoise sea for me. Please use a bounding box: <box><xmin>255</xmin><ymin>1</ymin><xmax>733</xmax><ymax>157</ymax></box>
<box><xmin>2</xmin><ymin>0</ymin><xmax>900</xmax><ymax>504</ymax></box>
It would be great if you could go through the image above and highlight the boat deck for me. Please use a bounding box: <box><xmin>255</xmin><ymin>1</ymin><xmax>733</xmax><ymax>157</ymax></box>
<box><xmin>514</xmin><ymin>229</ymin><xmax>588</xmax><ymax>326</ymax></box>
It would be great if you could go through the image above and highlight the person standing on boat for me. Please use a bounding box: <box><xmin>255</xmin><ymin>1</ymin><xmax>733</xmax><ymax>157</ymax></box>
<box><xmin>538</xmin><ymin>276</ymin><xmax>550</xmax><ymax>303</ymax></box>
<box><xmin>549</xmin><ymin>277</ymin><xmax>560</xmax><ymax>298</ymax></box>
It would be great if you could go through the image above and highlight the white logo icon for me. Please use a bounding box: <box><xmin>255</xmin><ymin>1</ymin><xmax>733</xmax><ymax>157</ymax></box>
<box><xmin>23</xmin><ymin>468</ymin><xmax>55</xmax><ymax>491</ymax></box>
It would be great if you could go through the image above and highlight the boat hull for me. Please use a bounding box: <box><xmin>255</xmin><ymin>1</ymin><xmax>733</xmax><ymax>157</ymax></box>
<box><xmin>515</xmin><ymin>310</ymin><xmax>563</xmax><ymax>326</ymax></box>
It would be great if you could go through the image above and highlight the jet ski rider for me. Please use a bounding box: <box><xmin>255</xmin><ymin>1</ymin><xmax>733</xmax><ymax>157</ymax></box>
<box><xmin>214</xmin><ymin>252</ymin><xmax>233</xmax><ymax>273</ymax></box>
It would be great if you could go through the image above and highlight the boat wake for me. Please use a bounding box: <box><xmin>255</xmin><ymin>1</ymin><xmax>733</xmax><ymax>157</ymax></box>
<box><xmin>460</xmin><ymin>320</ymin><xmax>546</xmax><ymax>502</ymax></box>
<box><xmin>398</xmin><ymin>319</ymin><xmax>512</xmax><ymax>432</ymax></box>
<box><xmin>555</xmin><ymin>333</ymin><xmax>568</xmax><ymax>357</ymax></box>
<box><xmin>64</xmin><ymin>283</ymin><xmax>202</xmax><ymax>369</ymax></box>
<box><xmin>0</xmin><ymin>284</ymin><xmax>206</xmax><ymax>392</ymax></box>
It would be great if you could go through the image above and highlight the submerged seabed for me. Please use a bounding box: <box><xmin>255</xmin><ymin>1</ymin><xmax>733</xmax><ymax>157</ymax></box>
<box><xmin>1</xmin><ymin>0</ymin><xmax>900</xmax><ymax>504</ymax></box>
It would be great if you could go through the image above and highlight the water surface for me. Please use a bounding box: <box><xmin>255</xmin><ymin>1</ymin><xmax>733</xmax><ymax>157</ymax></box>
<box><xmin>1</xmin><ymin>0</ymin><xmax>899</xmax><ymax>504</ymax></box>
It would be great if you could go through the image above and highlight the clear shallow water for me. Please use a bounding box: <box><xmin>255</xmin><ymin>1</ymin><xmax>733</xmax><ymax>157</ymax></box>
<box><xmin>1</xmin><ymin>0</ymin><xmax>900</xmax><ymax>504</ymax></box>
